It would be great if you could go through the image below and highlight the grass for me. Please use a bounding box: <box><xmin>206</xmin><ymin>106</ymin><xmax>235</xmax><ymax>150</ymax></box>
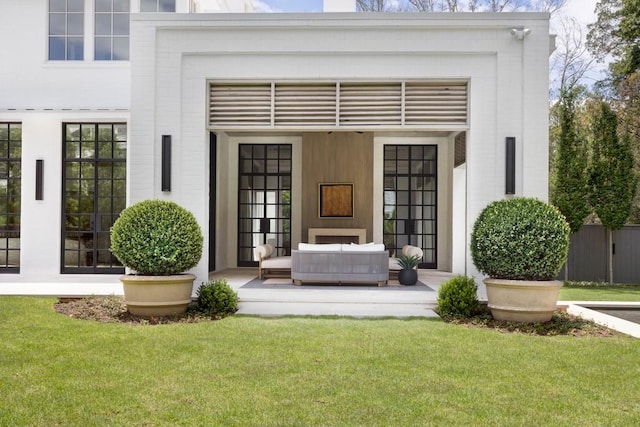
<box><xmin>559</xmin><ymin>281</ymin><xmax>640</xmax><ymax>301</ymax></box>
<box><xmin>1</xmin><ymin>297</ymin><xmax>639</xmax><ymax>426</ymax></box>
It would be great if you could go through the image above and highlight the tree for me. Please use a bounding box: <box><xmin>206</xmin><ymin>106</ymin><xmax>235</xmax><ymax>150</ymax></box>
<box><xmin>588</xmin><ymin>100</ymin><xmax>638</xmax><ymax>283</ymax></box>
<box><xmin>550</xmin><ymin>85</ymin><xmax>591</xmax><ymax>280</ymax></box>
<box><xmin>587</xmin><ymin>0</ymin><xmax>640</xmax><ymax>84</ymax></box>
<box><xmin>587</xmin><ymin>0</ymin><xmax>640</xmax><ymax>224</ymax></box>
<box><xmin>362</xmin><ymin>0</ymin><xmax>567</xmax><ymax>12</ymax></box>
<box><xmin>549</xmin><ymin>16</ymin><xmax>596</xmax><ymax>97</ymax></box>
<box><xmin>356</xmin><ymin>0</ymin><xmax>404</xmax><ymax>11</ymax></box>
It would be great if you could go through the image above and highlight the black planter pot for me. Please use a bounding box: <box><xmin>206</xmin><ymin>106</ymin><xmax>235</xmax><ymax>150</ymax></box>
<box><xmin>398</xmin><ymin>269</ymin><xmax>418</xmax><ymax>286</ymax></box>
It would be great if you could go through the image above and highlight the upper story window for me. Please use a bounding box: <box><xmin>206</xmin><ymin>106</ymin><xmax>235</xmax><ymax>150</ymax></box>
<box><xmin>140</xmin><ymin>0</ymin><xmax>176</xmax><ymax>12</ymax></box>
<box><xmin>95</xmin><ymin>0</ymin><xmax>130</xmax><ymax>61</ymax></box>
<box><xmin>49</xmin><ymin>0</ymin><xmax>85</xmax><ymax>60</ymax></box>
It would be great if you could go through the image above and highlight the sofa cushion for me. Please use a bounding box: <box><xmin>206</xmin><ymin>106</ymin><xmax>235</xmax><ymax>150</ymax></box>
<box><xmin>298</xmin><ymin>243</ymin><xmax>342</xmax><ymax>252</ymax></box>
<box><xmin>342</xmin><ymin>243</ymin><xmax>386</xmax><ymax>252</ymax></box>
<box><xmin>261</xmin><ymin>256</ymin><xmax>292</xmax><ymax>269</ymax></box>
<box><xmin>389</xmin><ymin>258</ymin><xmax>403</xmax><ymax>271</ymax></box>
<box><xmin>402</xmin><ymin>245</ymin><xmax>423</xmax><ymax>258</ymax></box>
<box><xmin>254</xmin><ymin>243</ymin><xmax>274</xmax><ymax>260</ymax></box>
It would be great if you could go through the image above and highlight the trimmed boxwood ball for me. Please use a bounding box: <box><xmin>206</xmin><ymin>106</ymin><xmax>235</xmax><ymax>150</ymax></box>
<box><xmin>437</xmin><ymin>275</ymin><xmax>479</xmax><ymax>318</ymax></box>
<box><xmin>471</xmin><ymin>197</ymin><xmax>570</xmax><ymax>281</ymax></box>
<box><xmin>111</xmin><ymin>200</ymin><xmax>203</xmax><ymax>275</ymax></box>
<box><xmin>197</xmin><ymin>279</ymin><xmax>238</xmax><ymax>317</ymax></box>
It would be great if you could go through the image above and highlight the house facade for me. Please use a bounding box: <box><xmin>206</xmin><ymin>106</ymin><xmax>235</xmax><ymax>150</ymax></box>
<box><xmin>0</xmin><ymin>0</ymin><xmax>554</xmax><ymax>295</ymax></box>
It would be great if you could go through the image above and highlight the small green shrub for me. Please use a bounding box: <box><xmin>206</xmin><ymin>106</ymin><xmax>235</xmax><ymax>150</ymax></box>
<box><xmin>470</xmin><ymin>197</ymin><xmax>570</xmax><ymax>280</ymax></box>
<box><xmin>196</xmin><ymin>279</ymin><xmax>238</xmax><ymax>317</ymax></box>
<box><xmin>111</xmin><ymin>200</ymin><xmax>203</xmax><ymax>275</ymax></box>
<box><xmin>437</xmin><ymin>275</ymin><xmax>479</xmax><ymax>318</ymax></box>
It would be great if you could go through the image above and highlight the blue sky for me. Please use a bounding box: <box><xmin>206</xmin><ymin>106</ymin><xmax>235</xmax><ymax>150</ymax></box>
<box><xmin>255</xmin><ymin>0</ymin><xmax>323</xmax><ymax>12</ymax></box>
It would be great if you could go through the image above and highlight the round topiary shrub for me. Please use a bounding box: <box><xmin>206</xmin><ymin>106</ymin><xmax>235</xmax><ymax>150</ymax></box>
<box><xmin>111</xmin><ymin>200</ymin><xmax>203</xmax><ymax>275</ymax></box>
<box><xmin>471</xmin><ymin>197</ymin><xmax>570</xmax><ymax>281</ymax></box>
<box><xmin>196</xmin><ymin>279</ymin><xmax>238</xmax><ymax>317</ymax></box>
<box><xmin>437</xmin><ymin>275</ymin><xmax>479</xmax><ymax>318</ymax></box>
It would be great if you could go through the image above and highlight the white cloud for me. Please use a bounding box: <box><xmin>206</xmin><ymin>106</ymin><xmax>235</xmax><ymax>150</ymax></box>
<box><xmin>253</xmin><ymin>0</ymin><xmax>278</xmax><ymax>12</ymax></box>
<box><xmin>558</xmin><ymin>0</ymin><xmax>598</xmax><ymax>28</ymax></box>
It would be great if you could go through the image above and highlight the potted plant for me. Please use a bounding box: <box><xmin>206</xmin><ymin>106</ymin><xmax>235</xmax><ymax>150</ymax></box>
<box><xmin>470</xmin><ymin>197</ymin><xmax>570</xmax><ymax>322</ymax></box>
<box><xmin>111</xmin><ymin>199</ymin><xmax>204</xmax><ymax>316</ymax></box>
<box><xmin>397</xmin><ymin>254</ymin><xmax>421</xmax><ymax>286</ymax></box>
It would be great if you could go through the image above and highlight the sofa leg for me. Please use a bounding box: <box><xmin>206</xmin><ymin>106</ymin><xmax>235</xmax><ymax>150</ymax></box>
<box><xmin>378</xmin><ymin>281</ymin><xmax>386</xmax><ymax>287</ymax></box>
<box><xmin>293</xmin><ymin>280</ymin><xmax>302</xmax><ymax>286</ymax></box>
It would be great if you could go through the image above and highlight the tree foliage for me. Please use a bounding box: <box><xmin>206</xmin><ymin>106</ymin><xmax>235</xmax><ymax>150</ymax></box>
<box><xmin>587</xmin><ymin>0</ymin><xmax>640</xmax><ymax>82</ymax></box>
<box><xmin>588</xmin><ymin>100</ymin><xmax>637</xmax><ymax>230</ymax></box>
<box><xmin>551</xmin><ymin>85</ymin><xmax>591</xmax><ymax>234</ymax></box>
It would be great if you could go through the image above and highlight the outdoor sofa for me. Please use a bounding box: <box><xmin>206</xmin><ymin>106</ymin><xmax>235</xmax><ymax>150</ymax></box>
<box><xmin>291</xmin><ymin>243</ymin><xmax>389</xmax><ymax>286</ymax></box>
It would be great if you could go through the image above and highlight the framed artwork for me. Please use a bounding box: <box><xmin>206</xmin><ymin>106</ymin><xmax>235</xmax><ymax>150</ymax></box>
<box><xmin>318</xmin><ymin>183</ymin><xmax>354</xmax><ymax>218</ymax></box>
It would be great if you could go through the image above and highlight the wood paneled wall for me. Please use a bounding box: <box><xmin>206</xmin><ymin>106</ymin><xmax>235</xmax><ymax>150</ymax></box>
<box><xmin>301</xmin><ymin>132</ymin><xmax>374</xmax><ymax>242</ymax></box>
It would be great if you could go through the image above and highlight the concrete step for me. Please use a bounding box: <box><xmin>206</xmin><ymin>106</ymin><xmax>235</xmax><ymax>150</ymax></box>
<box><xmin>237</xmin><ymin>288</ymin><xmax>438</xmax><ymax>305</ymax></box>
<box><xmin>238</xmin><ymin>301</ymin><xmax>439</xmax><ymax>318</ymax></box>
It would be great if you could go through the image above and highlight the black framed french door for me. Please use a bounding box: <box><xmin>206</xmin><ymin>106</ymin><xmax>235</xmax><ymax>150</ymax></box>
<box><xmin>237</xmin><ymin>144</ymin><xmax>291</xmax><ymax>267</ymax></box>
<box><xmin>61</xmin><ymin>123</ymin><xmax>126</xmax><ymax>273</ymax></box>
<box><xmin>383</xmin><ymin>145</ymin><xmax>437</xmax><ymax>268</ymax></box>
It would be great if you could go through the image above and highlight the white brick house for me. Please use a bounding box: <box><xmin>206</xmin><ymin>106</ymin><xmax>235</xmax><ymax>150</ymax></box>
<box><xmin>0</xmin><ymin>0</ymin><xmax>554</xmax><ymax>295</ymax></box>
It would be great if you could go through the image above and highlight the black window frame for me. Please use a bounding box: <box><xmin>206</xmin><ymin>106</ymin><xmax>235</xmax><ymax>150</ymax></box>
<box><xmin>383</xmin><ymin>144</ymin><xmax>438</xmax><ymax>269</ymax></box>
<box><xmin>0</xmin><ymin>123</ymin><xmax>21</xmax><ymax>273</ymax></box>
<box><xmin>61</xmin><ymin>122</ymin><xmax>127</xmax><ymax>274</ymax></box>
<box><xmin>237</xmin><ymin>144</ymin><xmax>292</xmax><ymax>267</ymax></box>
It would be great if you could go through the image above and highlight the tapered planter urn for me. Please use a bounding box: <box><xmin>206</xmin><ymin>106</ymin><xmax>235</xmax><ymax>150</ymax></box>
<box><xmin>483</xmin><ymin>278</ymin><xmax>563</xmax><ymax>323</ymax></box>
<box><xmin>121</xmin><ymin>274</ymin><xmax>196</xmax><ymax>316</ymax></box>
<box><xmin>111</xmin><ymin>200</ymin><xmax>204</xmax><ymax>317</ymax></box>
<box><xmin>471</xmin><ymin>198</ymin><xmax>570</xmax><ymax>323</ymax></box>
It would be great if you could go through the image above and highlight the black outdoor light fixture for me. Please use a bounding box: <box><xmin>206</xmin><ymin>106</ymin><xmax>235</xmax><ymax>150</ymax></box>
<box><xmin>35</xmin><ymin>159</ymin><xmax>44</xmax><ymax>200</ymax></box>
<box><xmin>505</xmin><ymin>137</ymin><xmax>516</xmax><ymax>195</ymax></box>
<box><xmin>161</xmin><ymin>135</ymin><xmax>171</xmax><ymax>192</ymax></box>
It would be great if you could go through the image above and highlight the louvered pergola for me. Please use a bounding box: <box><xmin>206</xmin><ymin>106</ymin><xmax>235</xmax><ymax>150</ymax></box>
<box><xmin>209</xmin><ymin>81</ymin><xmax>468</xmax><ymax>130</ymax></box>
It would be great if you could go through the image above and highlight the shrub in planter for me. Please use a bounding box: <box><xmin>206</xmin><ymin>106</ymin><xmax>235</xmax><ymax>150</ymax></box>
<box><xmin>437</xmin><ymin>275</ymin><xmax>479</xmax><ymax>318</ymax></box>
<box><xmin>111</xmin><ymin>200</ymin><xmax>203</xmax><ymax>276</ymax></box>
<box><xmin>470</xmin><ymin>197</ymin><xmax>571</xmax><ymax>322</ymax></box>
<box><xmin>471</xmin><ymin>197</ymin><xmax>570</xmax><ymax>281</ymax></box>
<box><xmin>196</xmin><ymin>279</ymin><xmax>239</xmax><ymax>317</ymax></box>
<box><xmin>110</xmin><ymin>199</ymin><xmax>204</xmax><ymax>316</ymax></box>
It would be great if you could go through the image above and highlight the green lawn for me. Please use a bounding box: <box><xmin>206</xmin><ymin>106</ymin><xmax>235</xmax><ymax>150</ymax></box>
<box><xmin>559</xmin><ymin>283</ymin><xmax>640</xmax><ymax>301</ymax></box>
<box><xmin>1</xmin><ymin>297</ymin><xmax>639</xmax><ymax>426</ymax></box>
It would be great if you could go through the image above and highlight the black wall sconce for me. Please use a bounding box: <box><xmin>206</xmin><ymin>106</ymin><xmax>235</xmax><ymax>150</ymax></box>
<box><xmin>35</xmin><ymin>159</ymin><xmax>44</xmax><ymax>200</ymax></box>
<box><xmin>505</xmin><ymin>137</ymin><xmax>516</xmax><ymax>195</ymax></box>
<box><xmin>161</xmin><ymin>135</ymin><xmax>171</xmax><ymax>192</ymax></box>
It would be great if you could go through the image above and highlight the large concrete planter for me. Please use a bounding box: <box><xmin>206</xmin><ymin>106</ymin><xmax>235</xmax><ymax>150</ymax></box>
<box><xmin>483</xmin><ymin>278</ymin><xmax>563</xmax><ymax>323</ymax></box>
<box><xmin>120</xmin><ymin>274</ymin><xmax>195</xmax><ymax>316</ymax></box>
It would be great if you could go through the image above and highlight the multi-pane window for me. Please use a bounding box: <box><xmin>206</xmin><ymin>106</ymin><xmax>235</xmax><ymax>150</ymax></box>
<box><xmin>0</xmin><ymin>124</ymin><xmax>21</xmax><ymax>272</ymax></box>
<box><xmin>383</xmin><ymin>145</ymin><xmax>437</xmax><ymax>268</ymax></box>
<box><xmin>238</xmin><ymin>144</ymin><xmax>292</xmax><ymax>266</ymax></box>
<box><xmin>62</xmin><ymin>123</ymin><xmax>127</xmax><ymax>273</ymax></box>
<box><xmin>49</xmin><ymin>0</ymin><xmax>84</xmax><ymax>60</ymax></box>
<box><xmin>140</xmin><ymin>0</ymin><xmax>176</xmax><ymax>12</ymax></box>
<box><xmin>95</xmin><ymin>0</ymin><xmax>130</xmax><ymax>61</ymax></box>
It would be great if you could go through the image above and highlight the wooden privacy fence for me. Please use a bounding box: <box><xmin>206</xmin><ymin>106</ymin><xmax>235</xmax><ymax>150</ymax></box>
<box><xmin>559</xmin><ymin>224</ymin><xmax>640</xmax><ymax>284</ymax></box>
